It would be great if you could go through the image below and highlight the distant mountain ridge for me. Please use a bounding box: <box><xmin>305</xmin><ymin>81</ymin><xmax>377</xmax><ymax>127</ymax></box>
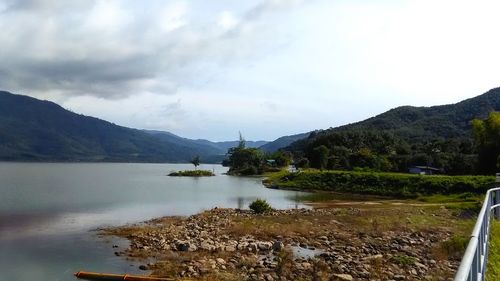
<box><xmin>259</xmin><ymin>132</ymin><xmax>312</xmax><ymax>152</ymax></box>
<box><xmin>285</xmin><ymin>87</ymin><xmax>500</xmax><ymax>151</ymax></box>
<box><xmin>0</xmin><ymin>91</ymin><xmax>266</xmax><ymax>162</ymax></box>
<box><xmin>143</xmin><ymin>130</ymin><xmax>268</xmax><ymax>161</ymax></box>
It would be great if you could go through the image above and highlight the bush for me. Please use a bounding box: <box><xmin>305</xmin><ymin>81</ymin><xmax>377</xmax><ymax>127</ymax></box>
<box><xmin>249</xmin><ymin>199</ymin><xmax>273</xmax><ymax>214</ymax></box>
<box><xmin>389</xmin><ymin>255</ymin><xmax>417</xmax><ymax>266</ymax></box>
<box><xmin>442</xmin><ymin>234</ymin><xmax>468</xmax><ymax>259</ymax></box>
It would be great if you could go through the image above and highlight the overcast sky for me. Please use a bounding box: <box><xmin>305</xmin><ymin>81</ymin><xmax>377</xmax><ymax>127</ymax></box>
<box><xmin>2</xmin><ymin>0</ymin><xmax>500</xmax><ymax>141</ymax></box>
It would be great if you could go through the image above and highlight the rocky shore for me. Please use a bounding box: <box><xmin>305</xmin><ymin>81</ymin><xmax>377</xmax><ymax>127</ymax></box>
<box><xmin>105</xmin><ymin>205</ymin><xmax>466</xmax><ymax>281</ymax></box>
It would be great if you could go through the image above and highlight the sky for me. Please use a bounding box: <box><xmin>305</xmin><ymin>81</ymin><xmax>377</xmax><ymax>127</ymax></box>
<box><xmin>1</xmin><ymin>0</ymin><xmax>500</xmax><ymax>141</ymax></box>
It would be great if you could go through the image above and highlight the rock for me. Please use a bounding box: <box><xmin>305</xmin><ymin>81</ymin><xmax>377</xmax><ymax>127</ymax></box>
<box><xmin>237</xmin><ymin>242</ymin><xmax>249</xmax><ymax>250</ymax></box>
<box><xmin>139</xmin><ymin>265</ymin><xmax>148</xmax><ymax>270</ymax></box>
<box><xmin>265</xmin><ymin>273</ymin><xmax>274</xmax><ymax>281</ymax></box>
<box><xmin>176</xmin><ymin>241</ymin><xmax>191</xmax><ymax>251</ymax></box>
<box><xmin>175</xmin><ymin>240</ymin><xmax>197</xmax><ymax>251</ymax></box>
<box><xmin>415</xmin><ymin>262</ymin><xmax>428</xmax><ymax>270</ymax></box>
<box><xmin>332</xmin><ymin>274</ymin><xmax>353</xmax><ymax>281</ymax></box>
<box><xmin>216</xmin><ymin>258</ymin><xmax>226</xmax><ymax>265</ymax></box>
<box><xmin>258</xmin><ymin>241</ymin><xmax>273</xmax><ymax>251</ymax></box>
<box><xmin>272</xmin><ymin>241</ymin><xmax>284</xmax><ymax>252</ymax></box>
<box><xmin>301</xmin><ymin>262</ymin><xmax>312</xmax><ymax>270</ymax></box>
<box><xmin>358</xmin><ymin>270</ymin><xmax>370</xmax><ymax>278</ymax></box>
<box><xmin>225</xmin><ymin>245</ymin><xmax>236</xmax><ymax>252</ymax></box>
<box><xmin>200</xmin><ymin>241</ymin><xmax>215</xmax><ymax>251</ymax></box>
<box><xmin>248</xmin><ymin>242</ymin><xmax>258</xmax><ymax>252</ymax></box>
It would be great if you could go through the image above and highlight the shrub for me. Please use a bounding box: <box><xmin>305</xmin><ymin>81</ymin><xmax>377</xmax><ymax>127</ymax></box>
<box><xmin>442</xmin><ymin>234</ymin><xmax>468</xmax><ymax>259</ymax></box>
<box><xmin>389</xmin><ymin>255</ymin><xmax>417</xmax><ymax>266</ymax></box>
<box><xmin>249</xmin><ymin>199</ymin><xmax>273</xmax><ymax>214</ymax></box>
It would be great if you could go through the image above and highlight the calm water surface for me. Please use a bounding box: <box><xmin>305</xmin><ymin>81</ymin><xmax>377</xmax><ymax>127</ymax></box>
<box><xmin>0</xmin><ymin>163</ymin><xmax>307</xmax><ymax>281</ymax></box>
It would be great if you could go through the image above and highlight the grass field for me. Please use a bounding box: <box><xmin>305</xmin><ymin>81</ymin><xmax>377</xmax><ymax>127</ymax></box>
<box><xmin>487</xmin><ymin>220</ymin><xmax>500</xmax><ymax>280</ymax></box>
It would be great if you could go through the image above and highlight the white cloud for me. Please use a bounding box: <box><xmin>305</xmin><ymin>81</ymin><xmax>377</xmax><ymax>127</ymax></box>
<box><xmin>217</xmin><ymin>11</ymin><xmax>238</xmax><ymax>30</ymax></box>
<box><xmin>2</xmin><ymin>0</ymin><xmax>500</xmax><ymax>140</ymax></box>
<box><xmin>85</xmin><ymin>0</ymin><xmax>131</xmax><ymax>32</ymax></box>
<box><xmin>158</xmin><ymin>1</ymin><xmax>188</xmax><ymax>32</ymax></box>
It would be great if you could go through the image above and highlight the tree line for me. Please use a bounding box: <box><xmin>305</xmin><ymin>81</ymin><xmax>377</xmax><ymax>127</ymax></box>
<box><xmin>223</xmin><ymin>112</ymin><xmax>500</xmax><ymax>176</ymax></box>
<box><xmin>290</xmin><ymin>112</ymin><xmax>500</xmax><ymax>175</ymax></box>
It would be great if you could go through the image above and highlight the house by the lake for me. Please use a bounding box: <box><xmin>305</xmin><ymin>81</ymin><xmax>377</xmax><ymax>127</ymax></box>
<box><xmin>408</xmin><ymin>166</ymin><xmax>440</xmax><ymax>175</ymax></box>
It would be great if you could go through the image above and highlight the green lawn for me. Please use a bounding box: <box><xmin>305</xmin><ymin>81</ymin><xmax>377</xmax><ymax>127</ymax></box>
<box><xmin>487</xmin><ymin>220</ymin><xmax>500</xmax><ymax>280</ymax></box>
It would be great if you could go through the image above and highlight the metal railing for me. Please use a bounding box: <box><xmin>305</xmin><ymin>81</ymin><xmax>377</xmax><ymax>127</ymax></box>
<box><xmin>454</xmin><ymin>185</ymin><xmax>500</xmax><ymax>281</ymax></box>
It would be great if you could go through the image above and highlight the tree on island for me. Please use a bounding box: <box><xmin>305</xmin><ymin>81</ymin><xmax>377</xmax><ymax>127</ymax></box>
<box><xmin>191</xmin><ymin>155</ymin><xmax>200</xmax><ymax>170</ymax></box>
<box><xmin>225</xmin><ymin>133</ymin><xmax>265</xmax><ymax>175</ymax></box>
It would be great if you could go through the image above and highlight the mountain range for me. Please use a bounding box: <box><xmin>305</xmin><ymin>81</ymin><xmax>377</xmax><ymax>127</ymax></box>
<box><xmin>1</xmin><ymin>87</ymin><xmax>500</xmax><ymax>163</ymax></box>
<box><xmin>0</xmin><ymin>90</ymin><xmax>269</xmax><ymax>162</ymax></box>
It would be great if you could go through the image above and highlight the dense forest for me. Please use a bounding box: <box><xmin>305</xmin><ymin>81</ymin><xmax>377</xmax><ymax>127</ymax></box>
<box><xmin>284</xmin><ymin>87</ymin><xmax>500</xmax><ymax>175</ymax></box>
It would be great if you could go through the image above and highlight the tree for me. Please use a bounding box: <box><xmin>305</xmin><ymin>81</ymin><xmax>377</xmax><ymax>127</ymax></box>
<box><xmin>472</xmin><ymin>112</ymin><xmax>500</xmax><ymax>174</ymax></box>
<box><xmin>225</xmin><ymin>133</ymin><xmax>265</xmax><ymax>175</ymax></box>
<box><xmin>191</xmin><ymin>155</ymin><xmax>200</xmax><ymax>170</ymax></box>
<box><xmin>311</xmin><ymin>145</ymin><xmax>330</xmax><ymax>170</ymax></box>
<box><xmin>238</xmin><ymin>131</ymin><xmax>246</xmax><ymax>149</ymax></box>
<box><xmin>270</xmin><ymin>151</ymin><xmax>293</xmax><ymax>167</ymax></box>
<box><xmin>293</xmin><ymin>157</ymin><xmax>309</xmax><ymax>169</ymax></box>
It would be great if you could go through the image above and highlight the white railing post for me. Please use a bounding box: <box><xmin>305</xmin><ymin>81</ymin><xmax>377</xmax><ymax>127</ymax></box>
<box><xmin>454</xmin><ymin>186</ymin><xmax>500</xmax><ymax>281</ymax></box>
<box><xmin>495</xmin><ymin>190</ymin><xmax>500</xmax><ymax>219</ymax></box>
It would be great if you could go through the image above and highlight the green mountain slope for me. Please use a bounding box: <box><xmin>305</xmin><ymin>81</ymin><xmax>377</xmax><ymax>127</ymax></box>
<box><xmin>334</xmin><ymin>87</ymin><xmax>500</xmax><ymax>141</ymax></box>
<box><xmin>0</xmin><ymin>91</ymin><xmax>219</xmax><ymax>162</ymax></box>
<box><xmin>282</xmin><ymin>87</ymin><xmax>500</xmax><ymax>174</ymax></box>
<box><xmin>288</xmin><ymin>87</ymin><xmax>500</xmax><ymax>151</ymax></box>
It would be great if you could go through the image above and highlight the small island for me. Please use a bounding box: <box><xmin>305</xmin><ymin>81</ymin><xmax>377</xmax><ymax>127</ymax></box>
<box><xmin>168</xmin><ymin>155</ymin><xmax>215</xmax><ymax>177</ymax></box>
<box><xmin>168</xmin><ymin>170</ymin><xmax>215</xmax><ymax>177</ymax></box>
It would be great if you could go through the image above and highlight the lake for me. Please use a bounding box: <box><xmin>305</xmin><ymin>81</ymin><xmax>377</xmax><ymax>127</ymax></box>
<box><xmin>0</xmin><ymin>163</ymin><xmax>307</xmax><ymax>281</ymax></box>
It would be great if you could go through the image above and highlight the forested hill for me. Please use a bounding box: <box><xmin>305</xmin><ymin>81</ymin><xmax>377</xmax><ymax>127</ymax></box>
<box><xmin>284</xmin><ymin>87</ymin><xmax>500</xmax><ymax>174</ymax></box>
<box><xmin>334</xmin><ymin>87</ymin><xmax>500</xmax><ymax>140</ymax></box>
<box><xmin>0</xmin><ymin>91</ymin><xmax>224</xmax><ymax>162</ymax></box>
